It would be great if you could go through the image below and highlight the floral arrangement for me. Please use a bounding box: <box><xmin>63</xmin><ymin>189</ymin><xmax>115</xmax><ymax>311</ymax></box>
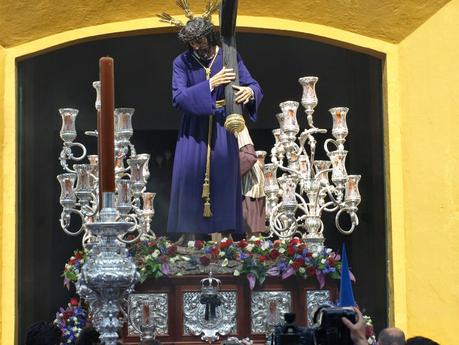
<box><xmin>132</xmin><ymin>236</ymin><xmax>342</xmax><ymax>288</ymax></box>
<box><xmin>54</xmin><ymin>297</ymin><xmax>87</xmax><ymax>344</ymax></box>
<box><xmin>64</xmin><ymin>236</ymin><xmax>343</xmax><ymax>289</ymax></box>
<box><xmin>63</xmin><ymin>249</ymin><xmax>87</xmax><ymax>290</ymax></box>
<box><xmin>363</xmin><ymin>313</ymin><xmax>377</xmax><ymax>344</ymax></box>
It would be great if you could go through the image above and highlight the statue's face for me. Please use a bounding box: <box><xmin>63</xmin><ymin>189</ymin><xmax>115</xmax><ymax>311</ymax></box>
<box><xmin>190</xmin><ymin>36</ymin><xmax>213</xmax><ymax>60</ymax></box>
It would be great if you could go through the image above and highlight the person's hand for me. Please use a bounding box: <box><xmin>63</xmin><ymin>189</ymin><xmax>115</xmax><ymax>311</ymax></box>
<box><xmin>342</xmin><ymin>307</ymin><xmax>368</xmax><ymax>345</ymax></box>
<box><xmin>209</xmin><ymin>67</ymin><xmax>235</xmax><ymax>90</ymax></box>
<box><xmin>232</xmin><ymin>85</ymin><xmax>254</xmax><ymax>104</ymax></box>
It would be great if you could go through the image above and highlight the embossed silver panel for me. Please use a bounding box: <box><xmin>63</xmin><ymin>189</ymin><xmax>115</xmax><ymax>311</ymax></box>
<box><xmin>128</xmin><ymin>293</ymin><xmax>168</xmax><ymax>336</ymax></box>
<box><xmin>251</xmin><ymin>291</ymin><xmax>291</xmax><ymax>334</ymax></box>
<box><xmin>183</xmin><ymin>291</ymin><xmax>237</xmax><ymax>342</ymax></box>
<box><xmin>306</xmin><ymin>290</ymin><xmax>331</xmax><ymax>326</ymax></box>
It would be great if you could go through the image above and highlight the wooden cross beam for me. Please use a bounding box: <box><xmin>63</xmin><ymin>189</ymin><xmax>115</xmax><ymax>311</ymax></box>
<box><xmin>220</xmin><ymin>0</ymin><xmax>242</xmax><ymax>117</ymax></box>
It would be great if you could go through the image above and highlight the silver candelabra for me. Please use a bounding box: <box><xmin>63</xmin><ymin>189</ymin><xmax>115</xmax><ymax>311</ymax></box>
<box><xmin>264</xmin><ymin>76</ymin><xmax>361</xmax><ymax>246</ymax></box>
<box><xmin>56</xmin><ymin>81</ymin><xmax>156</xmax><ymax>344</ymax></box>
<box><xmin>57</xmin><ymin>81</ymin><xmax>156</xmax><ymax>245</ymax></box>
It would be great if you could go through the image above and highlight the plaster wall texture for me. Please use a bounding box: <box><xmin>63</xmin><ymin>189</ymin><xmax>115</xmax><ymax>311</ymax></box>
<box><xmin>399</xmin><ymin>0</ymin><xmax>459</xmax><ymax>343</ymax></box>
<box><xmin>0</xmin><ymin>0</ymin><xmax>451</xmax><ymax>46</ymax></box>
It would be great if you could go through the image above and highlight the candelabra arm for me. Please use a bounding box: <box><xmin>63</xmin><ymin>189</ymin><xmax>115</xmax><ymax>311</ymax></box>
<box><xmin>319</xmin><ymin>200</ymin><xmax>340</xmax><ymax>213</ymax></box>
<box><xmin>84</xmin><ymin>130</ymin><xmax>98</xmax><ymax>137</ymax></box>
<box><xmin>325</xmin><ymin>185</ymin><xmax>343</xmax><ymax>205</ymax></box>
<box><xmin>274</xmin><ymin>162</ymin><xmax>302</xmax><ymax>177</ymax></box>
<box><xmin>324</xmin><ymin>138</ymin><xmax>341</xmax><ymax>154</ymax></box>
<box><xmin>335</xmin><ymin>209</ymin><xmax>358</xmax><ymax>235</ymax></box>
<box><xmin>295</xmin><ymin>192</ymin><xmax>310</xmax><ymax>214</ymax></box>
<box><xmin>60</xmin><ymin>209</ymin><xmax>86</xmax><ymax>236</ymax></box>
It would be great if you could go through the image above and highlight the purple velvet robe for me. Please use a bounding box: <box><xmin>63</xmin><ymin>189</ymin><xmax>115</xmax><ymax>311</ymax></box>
<box><xmin>167</xmin><ymin>48</ymin><xmax>263</xmax><ymax>234</ymax></box>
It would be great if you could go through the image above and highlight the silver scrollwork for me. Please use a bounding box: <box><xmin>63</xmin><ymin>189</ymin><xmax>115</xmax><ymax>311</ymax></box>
<box><xmin>128</xmin><ymin>293</ymin><xmax>168</xmax><ymax>337</ymax></box>
<box><xmin>183</xmin><ymin>291</ymin><xmax>237</xmax><ymax>343</ymax></box>
<box><xmin>306</xmin><ymin>290</ymin><xmax>331</xmax><ymax>326</ymax></box>
<box><xmin>251</xmin><ymin>291</ymin><xmax>291</xmax><ymax>334</ymax></box>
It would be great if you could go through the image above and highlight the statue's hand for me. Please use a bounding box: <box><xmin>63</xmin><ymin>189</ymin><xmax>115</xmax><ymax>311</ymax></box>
<box><xmin>209</xmin><ymin>67</ymin><xmax>235</xmax><ymax>90</ymax></box>
<box><xmin>232</xmin><ymin>85</ymin><xmax>254</xmax><ymax>104</ymax></box>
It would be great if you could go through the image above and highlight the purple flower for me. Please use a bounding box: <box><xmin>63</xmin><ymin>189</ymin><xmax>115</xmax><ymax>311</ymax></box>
<box><xmin>267</xmin><ymin>266</ymin><xmax>280</xmax><ymax>277</ymax></box>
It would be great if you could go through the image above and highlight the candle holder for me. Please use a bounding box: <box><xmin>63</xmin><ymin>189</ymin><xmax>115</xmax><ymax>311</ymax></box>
<box><xmin>264</xmin><ymin>76</ymin><xmax>362</xmax><ymax>247</ymax></box>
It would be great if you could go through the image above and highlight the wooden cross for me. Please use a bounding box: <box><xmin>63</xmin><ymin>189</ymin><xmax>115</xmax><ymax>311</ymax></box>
<box><xmin>220</xmin><ymin>0</ymin><xmax>243</xmax><ymax>117</ymax></box>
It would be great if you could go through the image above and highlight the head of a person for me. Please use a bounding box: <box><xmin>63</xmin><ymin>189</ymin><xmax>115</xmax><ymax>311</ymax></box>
<box><xmin>25</xmin><ymin>321</ymin><xmax>62</xmax><ymax>345</ymax></box>
<box><xmin>138</xmin><ymin>339</ymin><xmax>161</xmax><ymax>345</ymax></box>
<box><xmin>178</xmin><ymin>17</ymin><xmax>221</xmax><ymax>59</ymax></box>
<box><xmin>377</xmin><ymin>327</ymin><xmax>406</xmax><ymax>345</ymax></box>
<box><xmin>75</xmin><ymin>326</ymin><xmax>100</xmax><ymax>345</ymax></box>
<box><xmin>406</xmin><ymin>336</ymin><xmax>439</xmax><ymax>345</ymax></box>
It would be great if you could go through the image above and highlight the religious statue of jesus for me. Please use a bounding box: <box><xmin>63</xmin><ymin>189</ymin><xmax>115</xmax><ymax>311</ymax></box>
<box><xmin>159</xmin><ymin>1</ymin><xmax>263</xmax><ymax>237</ymax></box>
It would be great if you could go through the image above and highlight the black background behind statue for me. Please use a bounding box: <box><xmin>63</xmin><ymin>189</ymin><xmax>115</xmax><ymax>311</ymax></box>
<box><xmin>17</xmin><ymin>32</ymin><xmax>386</xmax><ymax>344</ymax></box>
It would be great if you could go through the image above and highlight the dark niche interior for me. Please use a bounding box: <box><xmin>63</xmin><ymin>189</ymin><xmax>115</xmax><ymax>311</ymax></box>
<box><xmin>17</xmin><ymin>31</ymin><xmax>387</xmax><ymax>343</ymax></box>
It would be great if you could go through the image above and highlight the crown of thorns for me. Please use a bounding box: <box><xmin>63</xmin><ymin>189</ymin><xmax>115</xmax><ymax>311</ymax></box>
<box><xmin>157</xmin><ymin>0</ymin><xmax>221</xmax><ymax>43</ymax></box>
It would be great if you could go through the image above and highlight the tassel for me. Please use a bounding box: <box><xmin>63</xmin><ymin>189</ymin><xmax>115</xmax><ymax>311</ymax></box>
<box><xmin>202</xmin><ymin>178</ymin><xmax>210</xmax><ymax>199</ymax></box>
<box><xmin>203</xmin><ymin>200</ymin><xmax>213</xmax><ymax>217</ymax></box>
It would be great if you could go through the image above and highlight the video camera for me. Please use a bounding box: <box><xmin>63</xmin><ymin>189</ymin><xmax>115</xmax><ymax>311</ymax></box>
<box><xmin>272</xmin><ymin>307</ymin><xmax>357</xmax><ymax>345</ymax></box>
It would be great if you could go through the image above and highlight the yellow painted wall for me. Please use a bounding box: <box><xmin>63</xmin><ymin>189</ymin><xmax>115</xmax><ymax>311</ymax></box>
<box><xmin>0</xmin><ymin>43</ymin><xmax>5</xmax><ymax>342</ymax></box>
<box><xmin>399</xmin><ymin>1</ymin><xmax>459</xmax><ymax>344</ymax></box>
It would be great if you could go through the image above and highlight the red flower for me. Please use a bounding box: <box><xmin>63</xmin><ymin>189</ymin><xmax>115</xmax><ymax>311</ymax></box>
<box><xmin>287</xmin><ymin>246</ymin><xmax>296</xmax><ymax>256</ymax></box>
<box><xmin>291</xmin><ymin>258</ymin><xmax>304</xmax><ymax>270</ymax></box>
<box><xmin>68</xmin><ymin>259</ymin><xmax>77</xmax><ymax>265</ymax></box>
<box><xmin>306</xmin><ymin>252</ymin><xmax>313</xmax><ymax>258</ymax></box>
<box><xmin>211</xmin><ymin>247</ymin><xmax>220</xmax><ymax>258</ymax></box>
<box><xmin>74</xmin><ymin>252</ymin><xmax>82</xmax><ymax>260</ymax></box>
<box><xmin>290</xmin><ymin>238</ymin><xmax>301</xmax><ymax>245</ymax></box>
<box><xmin>269</xmin><ymin>249</ymin><xmax>280</xmax><ymax>260</ymax></box>
<box><xmin>327</xmin><ymin>257</ymin><xmax>336</xmax><ymax>266</ymax></box>
<box><xmin>220</xmin><ymin>239</ymin><xmax>233</xmax><ymax>250</ymax></box>
<box><xmin>148</xmin><ymin>241</ymin><xmax>157</xmax><ymax>247</ymax></box>
<box><xmin>255</xmin><ymin>240</ymin><xmax>261</xmax><ymax>246</ymax></box>
<box><xmin>296</xmin><ymin>244</ymin><xmax>306</xmax><ymax>254</ymax></box>
<box><xmin>70</xmin><ymin>297</ymin><xmax>79</xmax><ymax>306</ymax></box>
<box><xmin>166</xmin><ymin>245</ymin><xmax>177</xmax><ymax>256</ymax></box>
<box><xmin>307</xmin><ymin>267</ymin><xmax>316</xmax><ymax>276</ymax></box>
<box><xmin>194</xmin><ymin>240</ymin><xmax>204</xmax><ymax>250</ymax></box>
<box><xmin>200</xmin><ymin>255</ymin><xmax>211</xmax><ymax>266</ymax></box>
<box><xmin>258</xmin><ymin>255</ymin><xmax>267</xmax><ymax>263</ymax></box>
<box><xmin>159</xmin><ymin>255</ymin><xmax>169</xmax><ymax>263</ymax></box>
<box><xmin>237</xmin><ymin>240</ymin><xmax>248</xmax><ymax>248</ymax></box>
<box><xmin>63</xmin><ymin>310</ymin><xmax>72</xmax><ymax>320</ymax></box>
<box><xmin>273</xmin><ymin>240</ymin><xmax>281</xmax><ymax>248</ymax></box>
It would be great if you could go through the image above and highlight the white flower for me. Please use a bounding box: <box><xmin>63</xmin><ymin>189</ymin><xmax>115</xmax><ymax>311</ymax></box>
<box><xmin>246</xmin><ymin>244</ymin><xmax>255</xmax><ymax>252</ymax></box>
<box><xmin>249</xmin><ymin>235</ymin><xmax>258</xmax><ymax>241</ymax></box>
<box><xmin>221</xmin><ymin>237</ymin><xmax>228</xmax><ymax>242</ymax></box>
<box><xmin>299</xmin><ymin>267</ymin><xmax>306</xmax><ymax>274</ymax></box>
<box><xmin>187</xmin><ymin>241</ymin><xmax>195</xmax><ymax>248</ymax></box>
<box><xmin>317</xmin><ymin>245</ymin><xmax>324</xmax><ymax>252</ymax></box>
<box><xmin>326</xmin><ymin>248</ymin><xmax>332</xmax><ymax>254</ymax></box>
<box><xmin>233</xmin><ymin>270</ymin><xmax>240</xmax><ymax>276</ymax></box>
<box><xmin>152</xmin><ymin>249</ymin><xmax>160</xmax><ymax>258</ymax></box>
<box><xmin>279</xmin><ymin>247</ymin><xmax>286</xmax><ymax>254</ymax></box>
<box><xmin>181</xmin><ymin>255</ymin><xmax>191</xmax><ymax>261</ymax></box>
<box><xmin>219</xmin><ymin>251</ymin><xmax>226</xmax><ymax>257</ymax></box>
<box><xmin>222</xmin><ymin>258</ymin><xmax>228</xmax><ymax>267</ymax></box>
<box><xmin>261</xmin><ymin>241</ymin><xmax>270</xmax><ymax>250</ymax></box>
<box><xmin>312</xmin><ymin>252</ymin><xmax>318</xmax><ymax>258</ymax></box>
<box><xmin>321</xmin><ymin>259</ymin><xmax>326</xmax><ymax>264</ymax></box>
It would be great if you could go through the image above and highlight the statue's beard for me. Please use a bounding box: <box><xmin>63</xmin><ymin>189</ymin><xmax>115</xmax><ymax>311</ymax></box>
<box><xmin>196</xmin><ymin>46</ymin><xmax>214</xmax><ymax>60</ymax></box>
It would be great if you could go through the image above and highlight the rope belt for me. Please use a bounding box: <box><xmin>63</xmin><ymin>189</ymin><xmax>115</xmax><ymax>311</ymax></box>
<box><xmin>191</xmin><ymin>49</ymin><xmax>220</xmax><ymax>218</ymax></box>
